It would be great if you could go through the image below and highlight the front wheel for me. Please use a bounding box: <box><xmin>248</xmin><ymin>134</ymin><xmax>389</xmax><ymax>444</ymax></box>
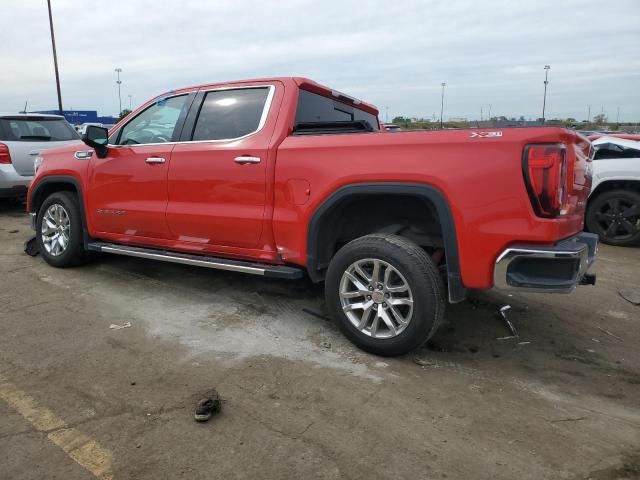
<box><xmin>325</xmin><ymin>234</ymin><xmax>445</xmax><ymax>357</ymax></box>
<box><xmin>586</xmin><ymin>189</ymin><xmax>640</xmax><ymax>247</ymax></box>
<box><xmin>36</xmin><ymin>191</ymin><xmax>90</xmax><ymax>267</ymax></box>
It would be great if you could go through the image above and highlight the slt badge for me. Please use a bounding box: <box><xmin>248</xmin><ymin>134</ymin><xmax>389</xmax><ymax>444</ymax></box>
<box><xmin>470</xmin><ymin>131</ymin><xmax>502</xmax><ymax>138</ymax></box>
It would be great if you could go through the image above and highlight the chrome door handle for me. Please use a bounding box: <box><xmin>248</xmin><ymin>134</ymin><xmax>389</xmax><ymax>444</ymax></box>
<box><xmin>145</xmin><ymin>157</ymin><xmax>166</xmax><ymax>164</ymax></box>
<box><xmin>233</xmin><ymin>156</ymin><xmax>261</xmax><ymax>165</ymax></box>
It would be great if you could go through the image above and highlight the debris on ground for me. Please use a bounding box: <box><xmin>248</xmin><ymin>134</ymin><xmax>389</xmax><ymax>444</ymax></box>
<box><xmin>194</xmin><ymin>390</ymin><xmax>222</xmax><ymax>423</ymax></box>
<box><xmin>618</xmin><ymin>288</ymin><xmax>640</xmax><ymax>306</ymax></box>
<box><xmin>496</xmin><ymin>305</ymin><xmax>519</xmax><ymax>341</ymax></box>
<box><xmin>23</xmin><ymin>235</ymin><xmax>39</xmax><ymax>257</ymax></box>
<box><xmin>109</xmin><ymin>322</ymin><xmax>132</xmax><ymax>330</ymax></box>
<box><xmin>598</xmin><ymin>326</ymin><xmax>624</xmax><ymax>342</ymax></box>
<box><xmin>548</xmin><ymin>416</ymin><xmax>587</xmax><ymax>423</ymax></box>
<box><xmin>320</xmin><ymin>340</ymin><xmax>331</xmax><ymax>349</ymax></box>
<box><xmin>302</xmin><ymin>308</ymin><xmax>331</xmax><ymax>322</ymax></box>
<box><xmin>413</xmin><ymin>356</ymin><xmax>436</xmax><ymax>367</ymax></box>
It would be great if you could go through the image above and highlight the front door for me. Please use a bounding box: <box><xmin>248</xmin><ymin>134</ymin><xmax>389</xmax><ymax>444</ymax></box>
<box><xmin>167</xmin><ymin>85</ymin><xmax>276</xmax><ymax>249</ymax></box>
<box><xmin>86</xmin><ymin>94</ymin><xmax>192</xmax><ymax>238</ymax></box>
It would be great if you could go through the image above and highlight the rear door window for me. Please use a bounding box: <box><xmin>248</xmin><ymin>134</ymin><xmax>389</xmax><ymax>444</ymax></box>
<box><xmin>191</xmin><ymin>87</ymin><xmax>271</xmax><ymax>141</ymax></box>
<box><xmin>295</xmin><ymin>90</ymin><xmax>379</xmax><ymax>130</ymax></box>
<box><xmin>0</xmin><ymin>118</ymin><xmax>79</xmax><ymax>141</ymax></box>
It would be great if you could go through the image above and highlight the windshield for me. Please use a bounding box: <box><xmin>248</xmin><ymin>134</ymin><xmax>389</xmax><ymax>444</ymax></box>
<box><xmin>0</xmin><ymin>117</ymin><xmax>80</xmax><ymax>141</ymax></box>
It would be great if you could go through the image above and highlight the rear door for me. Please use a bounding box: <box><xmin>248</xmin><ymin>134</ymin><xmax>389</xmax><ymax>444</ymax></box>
<box><xmin>0</xmin><ymin>116</ymin><xmax>80</xmax><ymax>176</ymax></box>
<box><xmin>86</xmin><ymin>93</ymin><xmax>193</xmax><ymax>238</ymax></box>
<box><xmin>166</xmin><ymin>84</ymin><xmax>276</xmax><ymax>248</ymax></box>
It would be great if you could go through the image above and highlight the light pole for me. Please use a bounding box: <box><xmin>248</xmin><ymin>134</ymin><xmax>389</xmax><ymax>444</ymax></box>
<box><xmin>115</xmin><ymin>68</ymin><xmax>123</xmax><ymax>116</ymax></box>
<box><xmin>385</xmin><ymin>106</ymin><xmax>388</xmax><ymax>123</ymax></box>
<box><xmin>440</xmin><ymin>82</ymin><xmax>446</xmax><ymax>128</ymax></box>
<box><xmin>47</xmin><ymin>0</ymin><xmax>63</xmax><ymax>115</ymax></box>
<box><xmin>128</xmin><ymin>94</ymin><xmax>132</xmax><ymax>110</ymax></box>
<box><xmin>541</xmin><ymin>65</ymin><xmax>550</xmax><ymax>124</ymax></box>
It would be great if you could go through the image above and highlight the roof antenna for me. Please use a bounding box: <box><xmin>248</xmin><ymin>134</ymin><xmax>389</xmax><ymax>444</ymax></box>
<box><xmin>21</xmin><ymin>100</ymin><xmax>28</xmax><ymax>114</ymax></box>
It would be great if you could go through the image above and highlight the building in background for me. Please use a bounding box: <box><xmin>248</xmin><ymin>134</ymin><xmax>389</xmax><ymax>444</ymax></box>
<box><xmin>31</xmin><ymin>110</ymin><xmax>118</xmax><ymax>125</ymax></box>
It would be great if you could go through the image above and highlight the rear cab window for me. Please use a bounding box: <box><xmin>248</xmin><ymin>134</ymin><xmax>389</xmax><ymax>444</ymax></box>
<box><xmin>294</xmin><ymin>89</ymin><xmax>379</xmax><ymax>134</ymax></box>
<box><xmin>0</xmin><ymin>117</ymin><xmax>80</xmax><ymax>142</ymax></box>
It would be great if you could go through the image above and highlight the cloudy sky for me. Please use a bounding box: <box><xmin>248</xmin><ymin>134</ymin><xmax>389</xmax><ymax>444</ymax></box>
<box><xmin>2</xmin><ymin>0</ymin><xmax>639</xmax><ymax>121</ymax></box>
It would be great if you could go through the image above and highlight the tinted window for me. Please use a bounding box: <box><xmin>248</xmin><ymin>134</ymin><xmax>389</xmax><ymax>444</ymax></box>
<box><xmin>295</xmin><ymin>90</ymin><xmax>379</xmax><ymax>130</ymax></box>
<box><xmin>0</xmin><ymin>117</ymin><xmax>80</xmax><ymax>141</ymax></box>
<box><xmin>192</xmin><ymin>87</ymin><xmax>270</xmax><ymax>141</ymax></box>
<box><xmin>593</xmin><ymin>143</ymin><xmax>640</xmax><ymax>160</ymax></box>
<box><xmin>116</xmin><ymin>95</ymin><xmax>188</xmax><ymax>145</ymax></box>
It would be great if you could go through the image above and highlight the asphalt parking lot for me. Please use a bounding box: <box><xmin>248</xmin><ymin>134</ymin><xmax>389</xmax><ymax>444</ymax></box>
<box><xmin>1</xmin><ymin>198</ymin><xmax>639</xmax><ymax>480</ymax></box>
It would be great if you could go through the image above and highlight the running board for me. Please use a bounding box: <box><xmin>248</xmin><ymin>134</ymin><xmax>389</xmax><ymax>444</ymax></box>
<box><xmin>87</xmin><ymin>242</ymin><xmax>303</xmax><ymax>280</ymax></box>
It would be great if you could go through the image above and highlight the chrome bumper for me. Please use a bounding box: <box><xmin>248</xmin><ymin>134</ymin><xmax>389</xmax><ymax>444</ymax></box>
<box><xmin>494</xmin><ymin>232</ymin><xmax>598</xmax><ymax>293</ymax></box>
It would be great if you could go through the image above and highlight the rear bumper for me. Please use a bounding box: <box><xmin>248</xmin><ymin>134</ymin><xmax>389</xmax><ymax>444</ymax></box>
<box><xmin>0</xmin><ymin>164</ymin><xmax>32</xmax><ymax>197</ymax></box>
<box><xmin>494</xmin><ymin>232</ymin><xmax>598</xmax><ymax>293</ymax></box>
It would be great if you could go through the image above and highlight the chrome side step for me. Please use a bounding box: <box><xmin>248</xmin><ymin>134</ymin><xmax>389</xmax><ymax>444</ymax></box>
<box><xmin>87</xmin><ymin>242</ymin><xmax>303</xmax><ymax>280</ymax></box>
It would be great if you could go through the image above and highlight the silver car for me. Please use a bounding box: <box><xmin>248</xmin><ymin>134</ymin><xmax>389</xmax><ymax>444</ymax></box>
<box><xmin>0</xmin><ymin>113</ymin><xmax>81</xmax><ymax>197</ymax></box>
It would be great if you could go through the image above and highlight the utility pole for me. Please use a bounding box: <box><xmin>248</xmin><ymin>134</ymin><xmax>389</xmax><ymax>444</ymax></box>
<box><xmin>488</xmin><ymin>104</ymin><xmax>492</xmax><ymax>121</ymax></box>
<box><xmin>47</xmin><ymin>0</ymin><xmax>63</xmax><ymax>115</ymax></box>
<box><xmin>616</xmin><ymin>106</ymin><xmax>620</xmax><ymax>124</ymax></box>
<box><xmin>440</xmin><ymin>82</ymin><xmax>446</xmax><ymax>129</ymax></box>
<box><xmin>587</xmin><ymin>105</ymin><xmax>591</xmax><ymax>123</ymax></box>
<box><xmin>115</xmin><ymin>68</ymin><xmax>123</xmax><ymax>116</ymax></box>
<box><xmin>541</xmin><ymin>65</ymin><xmax>550</xmax><ymax>124</ymax></box>
<box><xmin>128</xmin><ymin>94</ymin><xmax>133</xmax><ymax>110</ymax></box>
<box><xmin>385</xmin><ymin>106</ymin><xmax>388</xmax><ymax>123</ymax></box>
<box><xmin>480</xmin><ymin>106</ymin><xmax>483</xmax><ymax>122</ymax></box>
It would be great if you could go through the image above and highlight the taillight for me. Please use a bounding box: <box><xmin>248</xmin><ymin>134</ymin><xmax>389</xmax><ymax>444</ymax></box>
<box><xmin>523</xmin><ymin>144</ymin><xmax>567</xmax><ymax>218</ymax></box>
<box><xmin>0</xmin><ymin>143</ymin><xmax>11</xmax><ymax>164</ymax></box>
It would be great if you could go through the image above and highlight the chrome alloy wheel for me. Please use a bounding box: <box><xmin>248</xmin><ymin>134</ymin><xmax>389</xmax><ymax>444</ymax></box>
<box><xmin>41</xmin><ymin>204</ymin><xmax>71</xmax><ymax>257</ymax></box>
<box><xmin>339</xmin><ymin>258</ymin><xmax>414</xmax><ymax>339</ymax></box>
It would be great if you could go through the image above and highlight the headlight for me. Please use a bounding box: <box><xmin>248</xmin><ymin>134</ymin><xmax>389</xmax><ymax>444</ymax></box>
<box><xmin>33</xmin><ymin>155</ymin><xmax>43</xmax><ymax>173</ymax></box>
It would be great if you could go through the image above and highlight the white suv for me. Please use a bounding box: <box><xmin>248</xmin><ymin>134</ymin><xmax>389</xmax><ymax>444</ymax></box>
<box><xmin>0</xmin><ymin>114</ymin><xmax>81</xmax><ymax>197</ymax></box>
<box><xmin>586</xmin><ymin>136</ymin><xmax>640</xmax><ymax>246</ymax></box>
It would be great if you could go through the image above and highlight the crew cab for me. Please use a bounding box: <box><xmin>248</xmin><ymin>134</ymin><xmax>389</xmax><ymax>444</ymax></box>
<box><xmin>26</xmin><ymin>77</ymin><xmax>597</xmax><ymax>356</ymax></box>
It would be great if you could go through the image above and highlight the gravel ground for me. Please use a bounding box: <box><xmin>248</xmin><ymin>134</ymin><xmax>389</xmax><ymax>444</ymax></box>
<box><xmin>1</xmin><ymin>198</ymin><xmax>639</xmax><ymax>480</ymax></box>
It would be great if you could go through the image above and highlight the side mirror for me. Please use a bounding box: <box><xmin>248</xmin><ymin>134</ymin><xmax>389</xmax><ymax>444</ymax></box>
<box><xmin>82</xmin><ymin>125</ymin><xmax>109</xmax><ymax>158</ymax></box>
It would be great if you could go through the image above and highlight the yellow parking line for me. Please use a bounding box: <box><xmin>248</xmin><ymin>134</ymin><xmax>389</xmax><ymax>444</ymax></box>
<box><xmin>0</xmin><ymin>374</ymin><xmax>113</xmax><ymax>480</ymax></box>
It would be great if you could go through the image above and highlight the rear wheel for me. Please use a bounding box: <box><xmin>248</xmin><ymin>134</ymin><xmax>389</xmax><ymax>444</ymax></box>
<box><xmin>325</xmin><ymin>234</ymin><xmax>445</xmax><ymax>357</ymax></box>
<box><xmin>586</xmin><ymin>189</ymin><xmax>640</xmax><ymax>246</ymax></box>
<box><xmin>37</xmin><ymin>191</ymin><xmax>89</xmax><ymax>267</ymax></box>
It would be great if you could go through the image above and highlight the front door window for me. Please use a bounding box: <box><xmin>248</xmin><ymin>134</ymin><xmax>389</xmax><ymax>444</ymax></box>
<box><xmin>116</xmin><ymin>95</ymin><xmax>188</xmax><ymax>145</ymax></box>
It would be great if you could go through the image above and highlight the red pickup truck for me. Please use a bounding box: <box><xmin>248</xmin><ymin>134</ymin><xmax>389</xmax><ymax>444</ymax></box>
<box><xmin>26</xmin><ymin>77</ymin><xmax>597</xmax><ymax>356</ymax></box>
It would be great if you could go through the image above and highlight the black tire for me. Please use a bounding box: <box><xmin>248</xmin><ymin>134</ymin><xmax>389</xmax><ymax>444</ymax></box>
<box><xmin>325</xmin><ymin>234</ymin><xmax>445</xmax><ymax>357</ymax></box>
<box><xmin>586</xmin><ymin>189</ymin><xmax>640</xmax><ymax>247</ymax></box>
<box><xmin>36</xmin><ymin>191</ymin><xmax>89</xmax><ymax>267</ymax></box>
